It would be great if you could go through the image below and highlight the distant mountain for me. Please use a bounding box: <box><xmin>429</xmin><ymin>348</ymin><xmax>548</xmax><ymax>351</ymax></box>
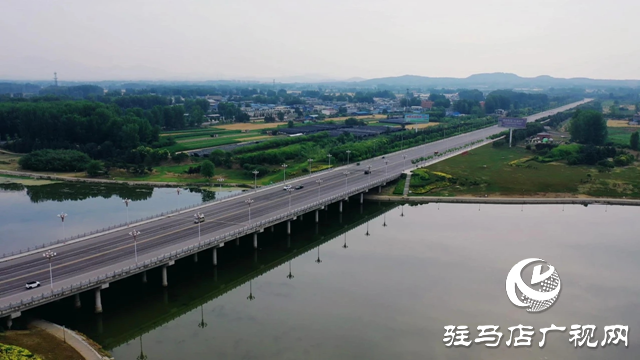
<box><xmin>354</xmin><ymin>73</ymin><xmax>640</xmax><ymax>89</ymax></box>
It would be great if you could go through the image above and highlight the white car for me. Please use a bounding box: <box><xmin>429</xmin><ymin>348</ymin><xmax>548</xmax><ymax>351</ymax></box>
<box><xmin>283</xmin><ymin>185</ymin><xmax>292</xmax><ymax>190</ymax></box>
<box><xmin>25</xmin><ymin>281</ymin><xmax>40</xmax><ymax>289</ymax></box>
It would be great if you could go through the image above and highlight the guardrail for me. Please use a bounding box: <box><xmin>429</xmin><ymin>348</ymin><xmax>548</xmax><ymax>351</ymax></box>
<box><xmin>0</xmin><ymin>173</ymin><xmax>401</xmax><ymax>316</ymax></box>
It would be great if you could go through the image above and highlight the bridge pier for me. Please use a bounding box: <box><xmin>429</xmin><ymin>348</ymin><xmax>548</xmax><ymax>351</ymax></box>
<box><xmin>161</xmin><ymin>261</ymin><xmax>174</xmax><ymax>287</ymax></box>
<box><xmin>339</xmin><ymin>201</ymin><xmax>343</xmax><ymax>213</ymax></box>
<box><xmin>360</xmin><ymin>193</ymin><xmax>364</xmax><ymax>204</ymax></box>
<box><xmin>193</xmin><ymin>252</ymin><xmax>198</xmax><ymax>263</ymax></box>
<box><xmin>142</xmin><ymin>271</ymin><xmax>147</xmax><ymax>283</ymax></box>
<box><xmin>271</xmin><ymin>225</ymin><xmax>275</xmax><ymax>232</ymax></box>
<box><xmin>236</xmin><ymin>237</ymin><xmax>240</xmax><ymax>246</ymax></box>
<box><xmin>315</xmin><ymin>210</ymin><xmax>319</xmax><ymax>223</ymax></box>
<box><xmin>74</xmin><ymin>293</ymin><xmax>81</xmax><ymax>309</ymax></box>
<box><xmin>95</xmin><ymin>288</ymin><xmax>103</xmax><ymax>314</ymax></box>
<box><xmin>5</xmin><ymin>317</ymin><xmax>12</xmax><ymax>329</ymax></box>
<box><xmin>378</xmin><ymin>186</ymin><xmax>381</xmax><ymax>193</ymax></box>
<box><xmin>253</xmin><ymin>233</ymin><xmax>258</xmax><ymax>249</ymax></box>
<box><xmin>287</xmin><ymin>220</ymin><xmax>291</xmax><ymax>235</ymax></box>
<box><xmin>213</xmin><ymin>248</ymin><xmax>218</xmax><ymax>266</ymax></box>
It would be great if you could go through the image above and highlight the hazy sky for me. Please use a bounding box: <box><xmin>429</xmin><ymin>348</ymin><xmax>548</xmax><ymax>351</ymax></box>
<box><xmin>2</xmin><ymin>0</ymin><xmax>639</xmax><ymax>81</ymax></box>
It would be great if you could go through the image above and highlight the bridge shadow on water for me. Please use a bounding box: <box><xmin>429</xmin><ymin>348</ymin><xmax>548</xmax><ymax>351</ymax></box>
<box><xmin>25</xmin><ymin>200</ymin><xmax>399</xmax><ymax>350</ymax></box>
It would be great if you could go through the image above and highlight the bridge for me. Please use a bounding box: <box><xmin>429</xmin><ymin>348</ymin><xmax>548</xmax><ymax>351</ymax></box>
<box><xmin>0</xmin><ymin>99</ymin><xmax>590</xmax><ymax>326</ymax></box>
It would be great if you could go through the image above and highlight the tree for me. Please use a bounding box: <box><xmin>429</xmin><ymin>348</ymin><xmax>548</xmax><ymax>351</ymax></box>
<box><xmin>200</xmin><ymin>160</ymin><xmax>215</xmax><ymax>179</ymax></box>
<box><xmin>264</xmin><ymin>114</ymin><xmax>276</xmax><ymax>123</ymax></box>
<box><xmin>86</xmin><ymin>160</ymin><xmax>104</xmax><ymax>177</ymax></box>
<box><xmin>631</xmin><ymin>131</ymin><xmax>639</xmax><ymax>150</ymax></box>
<box><xmin>277</xmin><ymin>111</ymin><xmax>285</xmax><ymax>121</ymax></box>
<box><xmin>458</xmin><ymin>89</ymin><xmax>484</xmax><ymax>101</ymax></box>
<box><xmin>568</xmin><ymin>110</ymin><xmax>607</xmax><ymax>145</ymax></box>
<box><xmin>287</xmin><ymin>120</ymin><xmax>294</xmax><ymax>128</ymax></box>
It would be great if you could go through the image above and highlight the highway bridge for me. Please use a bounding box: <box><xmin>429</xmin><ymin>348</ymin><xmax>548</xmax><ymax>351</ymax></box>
<box><xmin>0</xmin><ymin>99</ymin><xmax>590</xmax><ymax>326</ymax></box>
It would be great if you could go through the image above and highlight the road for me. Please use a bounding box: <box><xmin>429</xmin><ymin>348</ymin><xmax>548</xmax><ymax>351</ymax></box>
<box><xmin>0</xmin><ymin>99</ymin><xmax>590</xmax><ymax>309</ymax></box>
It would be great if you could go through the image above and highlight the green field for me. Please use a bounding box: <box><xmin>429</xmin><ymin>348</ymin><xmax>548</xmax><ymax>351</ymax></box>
<box><xmin>607</xmin><ymin>127</ymin><xmax>636</xmax><ymax>147</ymax></box>
<box><xmin>162</xmin><ymin>133</ymin><xmax>267</xmax><ymax>153</ymax></box>
<box><xmin>418</xmin><ymin>144</ymin><xmax>640</xmax><ymax>198</ymax></box>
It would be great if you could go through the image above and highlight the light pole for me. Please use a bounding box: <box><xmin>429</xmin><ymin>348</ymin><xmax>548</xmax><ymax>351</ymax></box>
<box><xmin>123</xmin><ymin>198</ymin><xmax>131</xmax><ymax>225</ymax></box>
<box><xmin>245</xmin><ymin>199</ymin><xmax>254</xmax><ymax>223</ymax></box>
<box><xmin>327</xmin><ymin>154</ymin><xmax>333</xmax><ymax>168</ymax></box>
<box><xmin>252</xmin><ymin>170</ymin><xmax>259</xmax><ymax>192</ymax></box>
<box><xmin>193</xmin><ymin>213</ymin><xmax>202</xmax><ymax>241</ymax></box>
<box><xmin>217</xmin><ymin>177</ymin><xmax>225</xmax><ymax>189</ymax></box>
<box><xmin>57</xmin><ymin>212</ymin><xmax>67</xmax><ymax>239</ymax></box>
<box><xmin>287</xmin><ymin>260</ymin><xmax>294</xmax><ymax>279</ymax></box>
<box><xmin>43</xmin><ymin>250</ymin><xmax>56</xmax><ymax>290</ymax></box>
<box><xmin>367</xmin><ymin>165</ymin><xmax>371</xmax><ymax>182</ymax></box>
<box><xmin>307</xmin><ymin>159</ymin><xmax>314</xmax><ymax>176</ymax></box>
<box><xmin>129</xmin><ymin>229</ymin><xmax>140</xmax><ymax>263</ymax></box>
<box><xmin>343</xmin><ymin>171</ymin><xmax>350</xmax><ymax>192</ymax></box>
<box><xmin>346</xmin><ymin>150</ymin><xmax>351</xmax><ymax>165</ymax></box>
<box><xmin>403</xmin><ymin>154</ymin><xmax>407</xmax><ymax>168</ymax></box>
<box><xmin>315</xmin><ymin>246</ymin><xmax>322</xmax><ymax>263</ymax></box>
<box><xmin>198</xmin><ymin>305</ymin><xmax>207</xmax><ymax>329</ymax></box>
<box><xmin>287</xmin><ymin>187</ymin><xmax>294</xmax><ymax>212</ymax></box>
<box><xmin>281</xmin><ymin>164</ymin><xmax>288</xmax><ymax>184</ymax></box>
<box><xmin>316</xmin><ymin>179</ymin><xmax>323</xmax><ymax>202</ymax></box>
<box><xmin>247</xmin><ymin>280</ymin><xmax>255</xmax><ymax>301</ymax></box>
<box><xmin>385</xmin><ymin>160</ymin><xmax>389</xmax><ymax>175</ymax></box>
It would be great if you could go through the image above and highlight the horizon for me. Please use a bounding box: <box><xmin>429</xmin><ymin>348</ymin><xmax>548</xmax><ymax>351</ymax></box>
<box><xmin>2</xmin><ymin>0</ymin><xmax>640</xmax><ymax>82</ymax></box>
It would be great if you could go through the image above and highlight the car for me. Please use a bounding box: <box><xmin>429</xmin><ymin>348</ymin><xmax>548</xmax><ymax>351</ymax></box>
<box><xmin>364</xmin><ymin>170</ymin><xmax>371</xmax><ymax>175</ymax></box>
<box><xmin>295</xmin><ymin>185</ymin><xmax>304</xmax><ymax>189</ymax></box>
<box><xmin>25</xmin><ymin>281</ymin><xmax>40</xmax><ymax>289</ymax></box>
<box><xmin>381</xmin><ymin>156</ymin><xmax>385</xmax><ymax>159</ymax></box>
<box><xmin>283</xmin><ymin>185</ymin><xmax>292</xmax><ymax>190</ymax></box>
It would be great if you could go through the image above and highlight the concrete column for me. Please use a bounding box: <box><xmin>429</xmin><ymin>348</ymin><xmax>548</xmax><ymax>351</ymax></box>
<box><xmin>378</xmin><ymin>186</ymin><xmax>382</xmax><ymax>193</ymax></box>
<box><xmin>213</xmin><ymin>247</ymin><xmax>218</xmax><ymax>266</ymax></box>
<box><xmin>5</xmin><ymin>317</ymin><xmax>12</xmax><ymax>329</ymax></box>
<box><xmin>360</xmin><ymin>193</ymin><xmax>364</xmax><ymax>204</ymax></box>
<box><xmin>315</xmin><ymin>210</ymin><xmax>319</xmax><ymax>223</ymax></box>
<box><xmin>94</xmin><ymin>288</ymin><xmax>103</xmax><ymax>314</ymax></box>
<box><xmin>74</xmin><ymin>293</ymin><xmax>81</xmax><ymax>309</ymax></box>
<box><xmin>253</xmin><ymin>233</ymin><xmax>258</xmax><ymax>249</ymax></box>
<box><xmin>236</xmin><ymin>237</ymin><xmax>240</xmax><ymax>246</ymax></box>
<box><xmin>193</xmin><ymin>252</ymin><xmax>198</xmax><ymax>263</ymax></box>
<box><xmin>339</xmin><ymin>201</ymin><xmax>343</xmax><ymax>213</ymax></box>
<box><xmin>287</xmin><ymin>220</ymin><xmax>291</xmax><ymax>235</ymax></box>
<box><xmin>142</xmin><ymin>271</ymin><xmax>147</xmax><ymax>283</ymax></box>
<box><xmin>162</xmin><ymin>265</ymin><xmax>168</xmax><ymax>287</ymax></box>
<box><xmin>271</xmin><ymin>225</ymin><xmax>275</xmax><ymax>232</ymax></box>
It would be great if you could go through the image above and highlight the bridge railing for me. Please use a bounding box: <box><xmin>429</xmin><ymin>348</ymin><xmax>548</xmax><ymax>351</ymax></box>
<box><xmin>0</xmin><ymin>173</ymin><xmax>401</xmax><ymax>316</ymax></box>
<box><xmin>0</xmin><ymin>137</ymin><xmax>492</xmax><ymax>261</ymax></box>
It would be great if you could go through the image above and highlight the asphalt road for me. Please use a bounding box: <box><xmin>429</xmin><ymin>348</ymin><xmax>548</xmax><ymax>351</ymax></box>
<box><xmin>0</xmin><ymin>99</ymin><xmax>590</xmax><ymax>306</ymax></box>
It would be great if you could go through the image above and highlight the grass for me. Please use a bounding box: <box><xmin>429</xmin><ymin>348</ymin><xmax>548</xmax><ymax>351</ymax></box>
<box><xmin>607</xmin><ymin>126</ymin><xmax>637</xmax><ymax>147</ymax></box>
<box><xmin>163</xmin><ymin>133</ymin><xmax>267</xmax><ymax>153</ymax></box>
<box><xmin>392</xmin><ymin>174</ymin><xmax>406</xmax><ymax>195</ymax></box>
<box><xmin>420</xmin><ymin>144</ymin><xmax>640</xmax><ymax>198</ymax></box>
<box><xmin>0</xmin><ymin>327</ymin><xmax>83</xmax><ymax>360</ymax></box>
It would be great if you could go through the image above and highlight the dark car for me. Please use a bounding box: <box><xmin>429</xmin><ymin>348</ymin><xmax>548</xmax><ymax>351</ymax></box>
<box><xmin>295</xmin><ymin>185</ymin><xmax>304</xmax><ymax>189</ymax></box>
<box><xmin>364</xmin><ymin>170</ymin><xmax>371</xmax><ymax>175</ymax></box>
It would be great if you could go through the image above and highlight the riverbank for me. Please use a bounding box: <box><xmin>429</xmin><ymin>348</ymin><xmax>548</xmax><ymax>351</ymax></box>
<box><xmin>1</xmin><ymin>324</ymin><xmax>85</xmax><ymax>360</ymax></box>
<box><xmin>365</xmin><ymin>194</ymin><xmax>640</xmax><ymax>206</ymax></box>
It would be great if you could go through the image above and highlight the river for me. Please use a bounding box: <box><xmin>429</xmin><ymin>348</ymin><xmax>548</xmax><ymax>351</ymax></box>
<box><xmin>1</xmin><ymin>181</ymin><xmax>638</xmax><ymax>359</ymax></box>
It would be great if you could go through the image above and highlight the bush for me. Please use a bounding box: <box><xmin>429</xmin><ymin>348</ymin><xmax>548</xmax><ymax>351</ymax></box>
<box><xmin>0</xmin><ymin>343</ymin><xmax>43</xmax><ymax>359</ymax></box>
<box><xmin>492</xmin><ymin>140</ymin><xmax>506</xmax><ymax>148</ymax></box>
<box><xmin>172</xmin><ymin>152</ymin><xmax>189</xmax><ymax>163</ymax></box>
<box><xmin>19</xmin><ymin>149</ymin><xmax>91</xmax><ymax>171</ymax></box>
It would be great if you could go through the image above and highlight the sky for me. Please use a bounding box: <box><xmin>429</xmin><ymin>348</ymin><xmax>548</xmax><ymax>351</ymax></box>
<box><xmin>1</xmin><ymin>0</ymin><xmax>639</xmax><ymax>81</ymax></box>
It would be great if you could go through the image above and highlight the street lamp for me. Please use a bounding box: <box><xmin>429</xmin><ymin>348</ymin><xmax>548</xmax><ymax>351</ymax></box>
<box><xmin>252</xmin><ymin>170</ymin><xmax>259</xmax><ymax>192</ymax></box>
<box><xmin>343</xmin><ymin>171</ymin><xmax>350</xmax><ymax>192</ymax></box>
<box><xmin>198</xmin><ymin>305</ymin><xmax>207</xmax><ymax>329</ymax></box>
<box><xmin>316</xmin><ymin>179</ymin><xmax>323</xmax><ymax>202</ymax></box>
<box><xmin>281</xmin><ymin>164</ymin><xmax>288</xmax><ymax>184</ymax></box>
<box><xmin>346</xmin><ymin>150</ymin><xmax>351</xmax><ymax>165</ymax></box>
<box><xmin>43</xmin><ymin>250</ymin><xmax>56</xmax><ymax>290</ymax></box>
<box><xmin>217</xmin><ymin>177</ymin><xmax>225</xmax><ymax>189</ymax></box>
<box><xmin>367</xmin><ymin>165</ymin><xmax>371</xmax><ymax>182</ymax></box>
<box><xmin>403</xmin><ymin>154</ymin><xmax>407</xmax><ymax>167</ymax></box>
<box><xmin>123</xmin><ymin>198</ymin><xmax>131</xmax><ymax>224</ymax></box>
<box><xmin>245</xmin><ymin>199</ymin><xmax>254</xmax><ymax>223</ymax></box>
<box><xmin>247</xmin><ymin>280</ymin><xmax>255</xmax><ymax>301</ymax></box>
<box><xmin>129</xmin><ymin>229</ymin><xmax>141</xmax><ymax>263</ymax></box>
<box><xmin>193</xmin><ymin>213</ymin><xmax>202</xmax><ymax>241</ymax></box>
<box><xmin>286</xmin><ymin>187</ymin><xmax>294</xmax><ymax>212</ymax></box>
<box><xmin>385</xmin><ymin>160</ymin><xmax>389</xmax><ymax>175</ymax></box>
<box><xmin>307</xmin><ymin>159</ymin><xmax>314</xmax><ymax>176</ymax></box>
<box><xmin>327</xmin><ymin>154</ymin><xmax>333</xmax><ymax>168</ymax></box>
<box><xmin>315</xmin><ymin>246</ymin><xmax>322</xmax><ymax>263</ymax></box>
<box><xmin>57</xmin><ymin>212</ymin><xmax>67</xmax><ymax>239</ymax></box>
<box><xmin>287</xmin><ymin>260</ymin><xmax>294</xmax><ymax>279</ymax></box>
